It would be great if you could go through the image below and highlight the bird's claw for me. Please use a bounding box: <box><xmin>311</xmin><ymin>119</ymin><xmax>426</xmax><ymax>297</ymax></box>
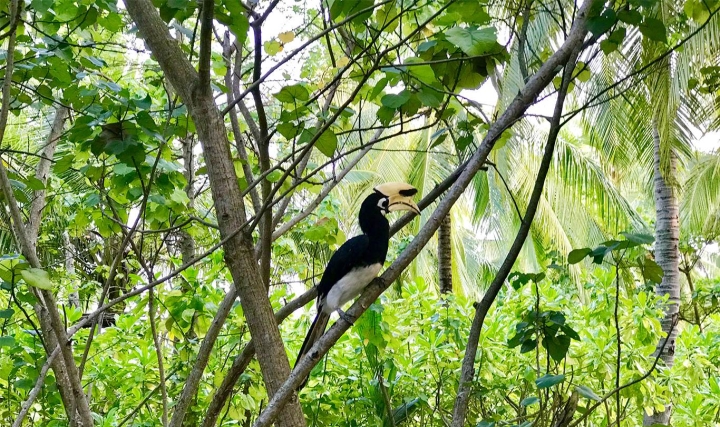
<box><xmin>337</xmin><ymin>309</ymin><xmax>354</xmax><ymax>325</ymax></box>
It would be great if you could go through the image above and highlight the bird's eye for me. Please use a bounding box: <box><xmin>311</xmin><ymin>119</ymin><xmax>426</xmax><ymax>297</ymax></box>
<box><xmin>376</xmin><ymin>198</ymin><xmax>389</xmax><ymax>211</ymax></box>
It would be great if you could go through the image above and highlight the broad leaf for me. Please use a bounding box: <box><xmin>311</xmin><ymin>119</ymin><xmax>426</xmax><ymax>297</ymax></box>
<box><xmin>21</xmin><ymin>268</ymin><xmax>54</xmax><ymax>290</ymax></box>
<box><xmin>576</xmin><ymin>385</ymin><xmax>601</xmax><ymax>401</ymax></box>
<box><xmin>274</xmin><ymin>84</ymin><xmax>310</xmax><ymax>104</ymax></box>
<box><xmin>315</xmin><ymin>129</ymin><xmax>338</xmax><ymax>157</ymax></box>
<box><xmin>568</xmin><ymin>248</ymin><xmax>591</xmax><ymax>264</ymax></box>
<box><xmin>445</xmin><ymin>26</ymin><xmax>498</xmax><ymax>56</ymax></box>
<box><xmin>535</xmin><ymin>374</ymin><xmax>565</xmax><ymax>389</ymax></box>
<box><xmin>381</xmin><ymin>90</ymin><xmax>411</xmax><ymax>108</ymax></box>
<box><xmin>639</xmin><ymin>18</ymin><xmax>667</xmax><ymax>43</ymax></box>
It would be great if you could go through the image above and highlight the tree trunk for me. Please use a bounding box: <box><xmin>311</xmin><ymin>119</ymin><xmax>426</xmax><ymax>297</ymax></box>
<box><xmin>124</xmin><ymin>2</ymin><xmax>307</xmax><ymax>425</ymax></box>
<box><xmin>643</xmin><ymin>124</ymin><xmax>680</xmax><ymax>426</ymax></box>
<box><xmin>438</xmin><ymin>214</ymin><xmax>452</xmax><ymax>294</ymax></box>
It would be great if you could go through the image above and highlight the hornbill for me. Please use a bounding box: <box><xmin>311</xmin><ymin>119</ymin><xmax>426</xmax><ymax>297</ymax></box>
<box><xmin>295</xmin><ymin>182</ymin><xmax>420</xmax><ymax>386</ymax></box>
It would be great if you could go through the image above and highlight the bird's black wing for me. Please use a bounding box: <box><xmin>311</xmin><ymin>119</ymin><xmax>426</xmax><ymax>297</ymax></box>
<box><xmin>316</xmin><ymin>234</ymin><xmax>370</xmax><ymax>299</ymax></box>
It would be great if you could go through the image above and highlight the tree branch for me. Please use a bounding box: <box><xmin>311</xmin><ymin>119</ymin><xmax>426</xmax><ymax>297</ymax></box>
<box><xmin>223</xmin><ymin>34</ymin><xmax>261</xmax><ymax>213</ymax></box>
<box><xmin>11</xmin><ymin>347</ymin><xmax>59</xmax><ymax>427</ymax></box>
<box><xmin>449</xmin><ymin>8</ymin><xmax>593</xmax><ymax>424</ymax></box>
<box><xmin>197</xmin><ymin>0</ymin><xmax>215</xmax><ymax>94</ymax></box>
<box><xmin>27</xmin><ymin>107</ymin><xmax>68</xmax><ymax>247</ymax></box>
<box><xmin>202</xmin><ymin>286</ymin><xmax>318</xmax><ymax>427</ymax></box>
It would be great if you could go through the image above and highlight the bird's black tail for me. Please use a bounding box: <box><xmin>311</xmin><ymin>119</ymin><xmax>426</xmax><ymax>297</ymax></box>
<box><xmin>295</xmin><ymin>311</ymin><xmax>330</xmax><ymax>390</ymax></box>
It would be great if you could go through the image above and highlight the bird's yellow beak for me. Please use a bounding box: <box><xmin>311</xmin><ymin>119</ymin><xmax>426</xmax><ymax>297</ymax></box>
<box><xmin>374</xmin><ymin>182</ymin><xmax>421</xmax><ymax>215</ymax></box>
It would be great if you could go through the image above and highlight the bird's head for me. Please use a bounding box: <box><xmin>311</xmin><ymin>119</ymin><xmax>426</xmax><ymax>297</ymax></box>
<box><xmin>372</xmin><ymin>182</ymin><xmax>421</xmax><ymax>215</ymax></box>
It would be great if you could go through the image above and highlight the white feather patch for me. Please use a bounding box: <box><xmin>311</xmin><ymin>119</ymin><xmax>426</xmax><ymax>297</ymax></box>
<box><xmin>323</xmin><ymin>263</ymin><xmax>382</xmax><ymax>314</ymax></box>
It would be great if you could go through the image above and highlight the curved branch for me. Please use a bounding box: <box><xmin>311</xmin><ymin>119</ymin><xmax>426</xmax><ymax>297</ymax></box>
<box><xmin>450</xmin><ymin>8</ymin><xmax>592</xmax><ymax>424</ymax></box>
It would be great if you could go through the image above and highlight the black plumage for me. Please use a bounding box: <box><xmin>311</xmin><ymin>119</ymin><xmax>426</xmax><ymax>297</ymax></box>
<box><xmin>295</xmin><ymin>184</ymin><xmax>419</xmax><ymax>389</ymax></box>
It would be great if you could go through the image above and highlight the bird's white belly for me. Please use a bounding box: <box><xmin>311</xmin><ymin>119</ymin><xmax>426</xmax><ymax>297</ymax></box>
<box><xmin>323</xmin><ymin>263</ymin><xmax>382</xmax><ymax>314</ymax></box>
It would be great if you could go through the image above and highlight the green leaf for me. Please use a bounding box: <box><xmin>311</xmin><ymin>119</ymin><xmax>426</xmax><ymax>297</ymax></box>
<box><xmin>576</xmin><ymin>385</ymin><xmax>601</xmax><ymax>401</ymax></box>
<box><xmin>568</xmin><ymin>248</ymin><xmax>591</xmax><ymax>264</ymax></box>
<box><xmin>264</xmin><ymin>40</ymin><xmax>282</xmax><ymax>56</ymax></box>
<box><xmin>370</xmin><ymin>77</ymin><xmax>388</xmax><ymax>100</ymax></box>
<box><xmin>0</xmin><ymin>336</ymin><xmax>15</xmax><ymax>347</ymax></box>
<box><xmin>0</xmin><ymin>308</ymin><xmax>14</xmax><ymax>319</ymax></box>
<box><xmin>167</xmin><ymin>0</ymin><xmax>189</xmax><ymax>8</ymax></box>
<box><xmin>274</xmin><ymin>84</ymin><xmax>310</xmax><ymax>104</ymax></box>
<box><xmin>520</xmin><ymin>396</ymin><xmax>539</xmax><ymax>407</ymax></box>
<box><xmin>24</xmin><ymin>176</ymin><xmax>45</xmax><ymax>191</ymax></box>
<box><xmin>445</xmin><ymin>26</ymin><xmax>498</xmax><ymax>56</ymax></box>
<box><xmin>417</xmin><ymin>87</ymin><xmax>443</xmax><ymax>108</ymax></box>
<box><xmin>21</xmin><ymin>268</ymin><xmax>54</xmax><ymax>290</ymax></box>
<box><xmin>561</xmin><ymin>324</ymin><xmax>581</xmax><ymax>340</ymax></box>
<box><xmin>535</xmin><ymin>374</ymin><xmax>565</xmax><ymax>389</ymax></box>
<box><xmin>277</xmin><ymin>121</ymin><xmax>303</xmax><ymax>139</ymax></box>
<box><xmin>617</xmin><ymin>9</ymin><xmax>642</xmax><ymax>25</ymax></box>
<box><xmin>545</xmin><ymin>334</ymin><xmax>571</xmax><ymax>362</ymax></box>
<box><xmin>639</xmin><ymin>18</ymin><xmax>667</xmax><ymax>43</ymax></box>
<box><xmin>587</xmin><ymin>8</ymin><xmax>616</xmax><ymax>36</ymax></box>
<box><xmin>445</xmin><ymin>0</ymin><xmax>491</xmax><ymax>24</ymax></box>
<box><xmin>621</xmin><ymin>232</ymin><xmax>654</xmax><ymax>245</ymax></box>
<box><xmin>15</xmin><ymin>378</ymin><xmax>34</xmax><ymax>390</ymax></box>
<box><xmin>377</xmin><ymin>107</ymin><xmax>396</xmax><ymax>126</ymax></box>
<box><xmin>644</xmin><ymin>258</ymin><xmax>664</xmax><ymax>284</ymax></box>
<box><xmin>520</xmin><ymin>338</ymin><xmax>537</xmax><ymax>353</ymax></box>
<box><xmin>600</xmin><ymin>27</ymin><xmax>627</xmax><ymax>54</ymax></box>
<box><xmin>381</xmin><ymin>90</ymin><xmax>411</xmax><ymax>109</ymax></box>
<box><xmin>315</xmin><ymin>129</ymin><xmax>338</xmax><ymax>157</ymax></box>
<box><xmin>405</xmin><ymin>57</ymin><xmax>436</xmax><ymax>84</ymax></box>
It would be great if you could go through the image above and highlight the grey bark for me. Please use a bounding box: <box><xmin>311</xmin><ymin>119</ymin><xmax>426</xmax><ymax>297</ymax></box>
<box><xmin>643</xmin><ymin>123</ymin><xmax>680</xmax><ymax>426</ymax></box>
<box><xmin>27</xmin><ymin>107</ymin><xmax>69</xmax><ymax>248</ymax></box>
<box><xmin>178</xmin><ymin>137</ymin><xmax>196</xmax><ymax>264</ymax></box>
<box><xmin>438</xmin><ymin>214</ymin><xmax>452</xmax><ymax>294</ymax></box>
<box><xmin>123</xmin><ymin>1</ymin><xmax>306</xmax><ymax>425</ymax></box>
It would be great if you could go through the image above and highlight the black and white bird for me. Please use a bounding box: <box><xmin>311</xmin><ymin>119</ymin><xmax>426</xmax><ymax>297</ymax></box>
<box><xmin>295</xmin><ymin>182</ymin><xmax>420</xmax><ymax>384</ymax></box>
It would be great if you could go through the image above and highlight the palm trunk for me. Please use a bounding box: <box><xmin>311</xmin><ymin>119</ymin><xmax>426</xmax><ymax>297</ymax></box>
<box><xmin>438</xmin><ymin>214</ymin><xmax>452</xmax><ymax>294</ymax></box>
<box><xmin>643</xmin><ymin>124</ymin><xmax>681</xmax><ymax>426</ymax></box>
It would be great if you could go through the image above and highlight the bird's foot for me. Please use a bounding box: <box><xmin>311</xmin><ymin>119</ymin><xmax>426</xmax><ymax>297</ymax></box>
<box><xmin>337</xmin><ymin>309</ymin><xmax>355</xmax><ymax>325</ymax></box>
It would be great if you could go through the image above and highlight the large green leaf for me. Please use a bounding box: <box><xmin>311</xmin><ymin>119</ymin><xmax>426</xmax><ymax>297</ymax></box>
<box><xmin>535</xmin><ymin>374</ymin><xmax>565</xmax><ymax>389</ymax></box>
<box><xmin>21</xmin><ymin>268</ymin><xmax>54</xmax><ymax>290</ymax></box>
<box><xmin>445</xmin><ymin>26</ymin><xmax>498</xmax><ymax>56</ymax></box>
<box><xmin>315</xmin><ymin>129</ymin><xmax>338</xmax><ymax>157</ymax></box>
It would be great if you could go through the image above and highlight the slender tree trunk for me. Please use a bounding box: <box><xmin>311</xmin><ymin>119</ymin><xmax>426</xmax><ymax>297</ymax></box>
<box><xmin>438</xmin><ymin>214</ymin><xmax>452</xmax><ymax>294</ymax></box>
<box><xmin>643</xmin><ymin>124</ymin><xmax>680</xmax><ymax>426</ymax></box>
<box><xmin>124</xmin><ymin>2</ymin><xmax>307</xmax><ymax>425</ymax></box>
<box><xmin>178</xmin><ymin>137</ymin><xmax>197</xmax><ymax>275</ymax></box>
<box><xmin>27</xmin><ymin>107</ymin><xmax>68</xmax><ymax>249</ymax></box>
